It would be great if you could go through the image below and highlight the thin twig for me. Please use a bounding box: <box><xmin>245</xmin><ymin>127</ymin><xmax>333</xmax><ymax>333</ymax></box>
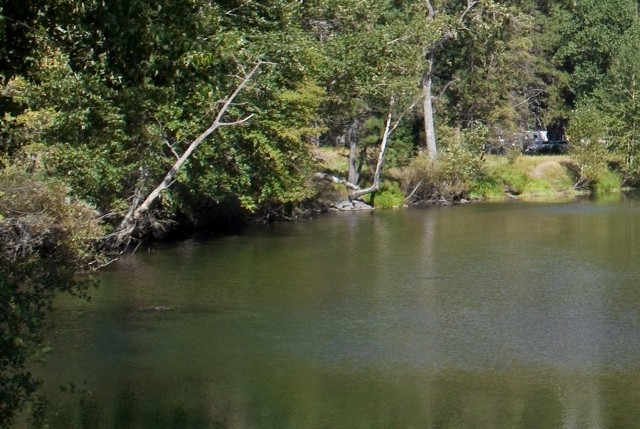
<box><xmin>165</xmin><ymin>140</ymin><xmax>180</xmax><ymax>159</ymax></box>
<box><xmin>219</xmin><ymin>113</ymin><xmax>255</xmax><ymax>126</ymax></box>
<box><xmin>513</xmin><ymin>89</ymin><xmax>545</xmax><ymax>108</ymax></box>
<box><xmin>225</xmin><ymin>0</ymin><xmax>252</xmax><ymax>16</ymax></box>
<box><xmin>438</xmin><ymin>78</ymin><xmax>459</xmax><ymax>98</ymax></box>
<box><xmin>405</xmin><ymin>180</ymin><xmax>424</xmax><ymax>203</ymax></box>
<box><xmin>460</xmin><ymin>0</ymin><xmax>479</xmax><ymax>24</ymax></box>
<box><xmin>131</xmin><ymin>240</ymin><xmax>143</xmax><ymax>255</ymax></box>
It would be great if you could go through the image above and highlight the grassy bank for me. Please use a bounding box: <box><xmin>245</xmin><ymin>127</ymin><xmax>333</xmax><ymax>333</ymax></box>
<box><xmin>471</xmin><ymin>154</ymin><xmax>581</xmax><ymax>200</ymax></box>
<box><xmin>313</xmin><ymin>147</ymin><xmax>608</xmax><ymax>208</ymax></box>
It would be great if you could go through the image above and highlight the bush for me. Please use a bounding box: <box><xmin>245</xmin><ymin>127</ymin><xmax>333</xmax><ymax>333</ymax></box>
<box><xmin>369</xmin><ymin>181</ymin><xmax>405</xmax><ymax>208</ymax></box>
<box><xmin>594</xmin><ymin>169</ymin><xmax>622</xmax><ymax>193</ymax></box>
<box><xmin>492</xmin><ymin>165</ymin><xmax>529</xmax><ymax>194</ymax></box>
<box><xmin>0</xmin><ymin>168</ymin><xmax>104</xmax><ymax>427</ymax></box>
<box><xmin>566</xmin><ymin>103</ymin><xmax>613</xmax><ymax>189</ymax></box>
<box><xmin>401</xmin><ymin>142</ymin><xmax>484</xmax><ymax>203</ymax></box>
<box><xmin>469</xmin><ymin>175</ymin><xmax>504</xmax><ymax>198</ymax></box>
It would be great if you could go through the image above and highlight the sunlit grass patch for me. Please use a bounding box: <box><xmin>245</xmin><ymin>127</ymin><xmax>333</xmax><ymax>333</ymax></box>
<box><xmin>314</xmin><ymin>146</ymin><xmax>348</xmax><ymax>173</ymax></box>
<box><xmin>480</xmin><ymin>154</ymin><xmax>576</xmax><ymax>198</ymax></box>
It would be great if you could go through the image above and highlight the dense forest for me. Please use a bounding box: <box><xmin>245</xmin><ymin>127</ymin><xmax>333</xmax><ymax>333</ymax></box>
<box><xmin>2</xmin><ymin>0</ymin><xmax>640</xmax><ymax>425</ymax></box>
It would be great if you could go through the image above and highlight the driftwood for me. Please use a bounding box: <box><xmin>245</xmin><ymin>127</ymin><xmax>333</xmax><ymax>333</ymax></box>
<box><xmin>313</xmin><ymin>172</ymin><xmax>360</xmax><ymax>190</ymax></box>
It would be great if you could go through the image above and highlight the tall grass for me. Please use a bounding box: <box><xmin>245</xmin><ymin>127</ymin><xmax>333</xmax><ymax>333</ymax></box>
<box><xmin>473</xmin><ymin>155</ymin><xmax>576</xmax><ymax>199</ymax></box>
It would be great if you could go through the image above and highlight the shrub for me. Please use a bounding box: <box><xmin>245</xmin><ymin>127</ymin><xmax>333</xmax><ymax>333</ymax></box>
<box><xmin>0</xmin><ymin>168</ymin><xmax>104</xmax><ymax>427</ymax></box>
<box><xmin>594</xmin><ymin>169</ymin><xmax>622</xmax><ymax>193</ymax></box>
<box><xmin>370</xmin><ymin>181</ymin><xmax>405</xmax><ymax>208</ymax></box>
<box><xmin>493</xmin><ymin>165</ymin><xmax>529</xmax><ymax>194</ymax></box>
<box><xmin>566</xmin><ymin>103</ymin><xmax>613</xmax><ymax>189</ymax></box>
<box><xmin>470</xmin><ymin>156</ymin><xmax>576</xmax><ymax>199</ymax></box>
<box><xmin>469</xmin><ymin>175</ymin><xmax>504</xmax><ymax>198</ymax></box>
<box><xmin>401</xmin><ymin>142</ymin><xmax>484</xmax><ymax>203</ymax></box>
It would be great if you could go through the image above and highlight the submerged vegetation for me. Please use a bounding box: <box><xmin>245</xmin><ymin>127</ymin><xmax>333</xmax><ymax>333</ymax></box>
<box><xmin>3</xmin><ymin>0</ymin><xmax>640</xmax><ymax>424</ymax></box>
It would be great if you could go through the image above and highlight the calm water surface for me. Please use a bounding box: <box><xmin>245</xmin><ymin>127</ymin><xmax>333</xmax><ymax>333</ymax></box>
<box><xmin>40</xmin><ymin>197</ymin><xmax>640</xmax><ymax>428</ymax></box>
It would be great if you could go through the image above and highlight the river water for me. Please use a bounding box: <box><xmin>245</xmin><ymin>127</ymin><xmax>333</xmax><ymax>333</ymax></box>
<box><xmin>39</xmin><ymin>197</ymin><xmax>640</xmax><ymax>428</ymax></box>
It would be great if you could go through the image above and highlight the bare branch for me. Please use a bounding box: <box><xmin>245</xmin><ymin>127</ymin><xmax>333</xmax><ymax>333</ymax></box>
<box><xmin>314</xmin><ymin>172</ymin><xmax>359</xmax><ymax>190</ymax></box>
<box><xmin>352</xmin><ymin>97</ymin><xmax>395</xmax><ymax>198</ymax></box>
<box><xmin>405</xmin><ymin>180</ymin><xmax>424</xmax><ymax>203</ymax></box>
<box><xmin>225</xmin><ymin>0</ymin><xmax>252</xmax><ymax>16</ymax></box>
<box><xmin>513</xmin><ymin>88</ymin><xmax>545</xmax><ymax>108</ymax></box>
<box><xmin>387</xmin><ymin>36</ymin><xmax>410</xmax><ymax>45</ymax></box>
<box><xmin>110</xmin><ymin>60</ymin><xmax>266</xmax><ymax>249</ymax></box>
<box><xmin>131</xmin><ymin>240</ymin><xmax>143</xmax><ymax>255</ymax></box>
<box><xmin>88</xmin><ymin>256</ymin><xmax>120</xmax><ymax>270</ymax></box>
<box><xmin>425</xmin><ymin>0</ymin><xmax>435</xmax><ymax>19</ymax></box>
<box><xmin>218</xmin><ymin>113</ymin><xmax>255</xmax><ymax>126</ymax></box>
<box><xmin>438</xmin><ymin>78</ymin><xmax>459</xmax><ymax>98</ymax></box>
<box><xmin>460</xmin><ymin>0</ymin><xmax>479</xmax><ymax>24</ymax></box>
<box><xmin>212</xmin><ymin>61</ymin><xmax>263</xmax><ymax>127</ymax></box>
<box><xmin>390</xmin><ymin>95</ymin><xmax>422</xmax><ymax>133</ymax></box>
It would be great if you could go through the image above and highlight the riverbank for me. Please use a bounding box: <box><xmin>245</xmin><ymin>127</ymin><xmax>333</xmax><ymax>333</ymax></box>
<box><xmin>470</xmin><ymin>154</ymin><xmax>585</xmax><ymax>200</ymax></box>
<box><xmin>313</xmin><ymin>147</ymin><xmax>595</xmax><ymax>210</ymax></box>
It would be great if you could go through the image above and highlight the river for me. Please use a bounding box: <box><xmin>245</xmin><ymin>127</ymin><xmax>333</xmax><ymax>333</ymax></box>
<box><xmin>37</xmin><ymin>196</ymin><xmax>640</xmax><ymax>428</ymax></box>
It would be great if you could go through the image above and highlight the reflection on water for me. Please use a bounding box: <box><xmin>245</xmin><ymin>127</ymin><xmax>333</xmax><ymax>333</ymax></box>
<box><xmin>36</xmin><ymin>197</ymin><xmax>640</xmax><ymax>428</ymax></box>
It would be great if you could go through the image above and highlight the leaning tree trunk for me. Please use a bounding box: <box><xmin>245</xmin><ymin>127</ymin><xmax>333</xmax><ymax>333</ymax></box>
<box><xmin>423</xmin><ymin>0</ymin><xmax>438</xmax><ymax>160</ymax></box>
<box><xmin>109</xmin><ymin>61</ymin><xmax>264</xmax><ymax>249</ymax></box>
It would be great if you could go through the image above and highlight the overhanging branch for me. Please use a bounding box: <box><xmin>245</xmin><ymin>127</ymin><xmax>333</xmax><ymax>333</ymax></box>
<box><xmin>110</xmin><ymin>60</ymin><xmax>266</xmax><ymax>249</ymax></box>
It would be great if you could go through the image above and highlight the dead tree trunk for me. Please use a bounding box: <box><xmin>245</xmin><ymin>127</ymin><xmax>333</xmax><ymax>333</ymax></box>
<box><xmin>351</xmin><ymin>98</ymin><xmax>395</xmax><ymax>199</ymax></box>
<box><xmin>315</xmin><ymin>96</ymin><xmax>418</xmax><ymax>203</ymax></box>
<box><xmin>315</xmin><ymin>97</ymin><xmax>404</xmax><ymax>202</ymax></box>
<box><xmin>110</xmin><ymin>61</ymin><xmax>264</xmax><ymax>249</ymax></box>
<box><xmin>423</xmin><ymin>53</ymin><xmax>437</xmax><ymax>160</ymax></box>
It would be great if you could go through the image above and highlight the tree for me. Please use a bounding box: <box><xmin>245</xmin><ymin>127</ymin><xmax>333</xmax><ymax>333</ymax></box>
<box><xmin>587</xmin><ymin>22</ymin><xmax>640</xmax><ymax>185</ymax></box>
<box><xmin>112</xmin><ymin>61</ymin><xmax>265</xmax><ymax>248</ymax></box>
<box><xmin>1</xmin><ymin>0</ymin><xmax>326</xmax><ymax>237</ymax></box>
<box><xmin>547</xmin><ymin>0</ymin><xmax>640</xmax><ymax>186</ymax></box>
<box><xmin>442</xmin><ymin>2</ymin><xmax>541</xmax><ymax>133</ymax></box>
<box><xmin>566</xmin><ymin>103</ymin><xmax>613</xmax><ymax>189</ymax></box>
<box><xmin>421</xmin><ymin>0</ymin><xmax>542</xmax><ymax>156</ymax></box>
<box><xmin>311</xmin><ymin>0</ymin><xmax>425</xmax><ymax>195</ymax></box>
<box><xmin>550</xmin><ymin>0</ymin><xmax>637</xmax><ymax>104</ymax></box>
<box><xmin>421</xmin><ymin>0</ymin><xmax>479</xmax><ymax>159</ymax></box>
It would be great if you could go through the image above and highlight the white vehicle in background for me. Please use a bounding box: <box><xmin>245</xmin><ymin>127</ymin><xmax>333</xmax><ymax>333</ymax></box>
<box><xmin>522</xmin><ymin>130</ymin><xmax>568</xmax><ymax>155</ymax></box>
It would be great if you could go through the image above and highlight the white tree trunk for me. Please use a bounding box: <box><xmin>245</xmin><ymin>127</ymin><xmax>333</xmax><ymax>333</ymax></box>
<box><xmin>316</xmin><ymin>96</ymin><xmax>416</xmax><ymax>201</ymax></box>
<box><xmin>111</xmin><ymin>61</ymin><xmax>264</xmax><ymax>248</ymax></box>
<box><xmin>421</xmin><ymin>0</ymin><xmax>478</xmax><ymax>160</ymax></box>
<box><xmin>423</xmin><ymin>53</ymin><xmax>437</xmax><ymax>160</ymax></box>
<box><xmin>351</xmin><ymin>98</ymin><xmax>395</xmax><ymax>198</ymax></box>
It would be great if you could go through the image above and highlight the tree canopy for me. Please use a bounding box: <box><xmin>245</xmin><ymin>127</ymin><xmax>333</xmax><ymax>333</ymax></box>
<box><xmin>3</xmin><ymin>0</ymin><xmax>638</xmax><ymax>224</ymax></box>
